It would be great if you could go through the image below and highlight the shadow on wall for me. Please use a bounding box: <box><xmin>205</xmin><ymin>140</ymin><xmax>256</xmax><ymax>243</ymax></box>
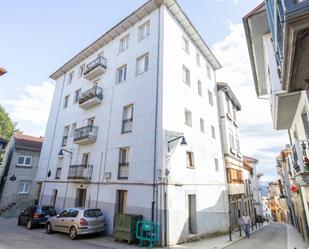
<box><xmin>176</xmin><ymin>190</ymin><xmax>229</xmax><ymax>245</ymax></box>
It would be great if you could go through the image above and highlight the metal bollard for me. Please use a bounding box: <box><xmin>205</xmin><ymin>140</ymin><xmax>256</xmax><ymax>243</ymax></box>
<box><xmin>239</xmin><ymin>225</ymin><xmax>242</xmax><ymax>237</ymax></box>
<box><xmin>229</xmin><ymin>226</ymin><xmax>232</xmax><ymax>241</ymax></box>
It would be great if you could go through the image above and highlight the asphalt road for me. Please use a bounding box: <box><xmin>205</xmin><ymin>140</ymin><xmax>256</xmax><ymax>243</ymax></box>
<box><xmin>225</xmin><ymin>223</ymin><xmax>288</xmax><ymax>249</ymax></box>
<box><xmin>0</xmin><ymin>217</ymin><xmax>124</xmax><ymax>249</ymax></box>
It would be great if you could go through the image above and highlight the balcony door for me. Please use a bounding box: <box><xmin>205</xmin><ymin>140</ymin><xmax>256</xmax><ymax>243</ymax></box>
<box><xmin>82</xmin><ymin>153</ymin><xmax>89</xmax><ymax>166</ymax></box>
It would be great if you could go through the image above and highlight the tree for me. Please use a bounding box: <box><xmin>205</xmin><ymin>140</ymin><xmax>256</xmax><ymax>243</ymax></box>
<box><xmin>0</xmin><ymin>105</ymin><xmax>15</xmax><ymax>140</ymax></box>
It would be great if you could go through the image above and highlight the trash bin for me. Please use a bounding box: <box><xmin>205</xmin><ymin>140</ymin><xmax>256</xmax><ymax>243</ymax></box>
<box><xmin>114</xmin><ymin>213</ymin><xmax>143</xmax><ymax>244</ymax></box>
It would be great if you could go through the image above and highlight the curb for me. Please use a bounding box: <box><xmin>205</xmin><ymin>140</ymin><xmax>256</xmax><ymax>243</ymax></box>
<box><xmin>222</xmin><ymin>223</ymin><xmax>270</xmax><ymax>248</ymax></box>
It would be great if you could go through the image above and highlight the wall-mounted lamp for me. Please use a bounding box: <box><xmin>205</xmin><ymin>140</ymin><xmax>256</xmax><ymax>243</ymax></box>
<box><xmin>167</xmin><ymin>135</ymin><xmax>187</xmax><ymax>152</ymax></box>
<box><xmin>58</xmin><ymin>149</ymin><xmax>73</xmax><ymax>158</ymax></box>
<box><xmin>9</xmin><ymin>174</ymin><xmax>16</xmax><ymax>181</ymax></box>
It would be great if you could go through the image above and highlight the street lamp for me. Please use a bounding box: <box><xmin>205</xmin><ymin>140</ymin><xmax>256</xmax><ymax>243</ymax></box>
<box><xmin>167</xmin><ymin>135</ymin><xmax>187</xmax><ymax>151</ymax></box>
<box><xmin>58</xmin><ymin>149</ymin><xmax>73</xmax><ymax>158</ymax></box>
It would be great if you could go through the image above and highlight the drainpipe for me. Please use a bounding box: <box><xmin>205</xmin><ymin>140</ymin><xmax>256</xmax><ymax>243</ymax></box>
<box><xmin>151</xmin><ymin>5</ymin><xmax>161</xmax><ymax>222</ymax></box>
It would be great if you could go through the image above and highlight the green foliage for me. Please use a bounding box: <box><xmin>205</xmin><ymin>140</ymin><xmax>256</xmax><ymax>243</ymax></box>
<box><xmin>0</xmin><ymin>105</ymin><xmax>15</xmax><ymax>140</ymax></box>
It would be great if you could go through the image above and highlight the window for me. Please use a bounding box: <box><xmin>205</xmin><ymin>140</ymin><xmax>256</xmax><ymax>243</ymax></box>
<box><xmin>122</xmin><ymin>104</ymin><xmax>134</xmax><ymax>133</ymax></box>
<box><xmin>119</xmin><ymin>35</ymin><xmax>129</xmax><ymax>52</ymax></box>
<box><xmin>182</xmin><ymin>36</ymin><xmax>189</xmax><ymax>54</ymax></box>
<box><xmin>18</xmin><ymin>181</ymin><xmax>30</xmax><ymax>194</ymax></box>
<box><xmin>196</xmin><ymin>52</ymin><xmax>200</xmax><ymax>66</ymax></box>
<box><xmin>208</xmin><ymin>90</ymin><xmax>213</xmax><ymax>106</ymax></box>
<box><xmin>182</xmin><ymin>65</ymin><xmax>190</xmax><ymax>86</ymax></box>
<box><xmin>118</xmin><ymin>147</ymin><xmax>129</xmax><ymax>179</ymax></box>
<box><xmin>211</xmin><ymin>125</ymin><xmax>216</xmax><ymax>139</ymax></box>
<box><xmin>226</xmin><ymin>96</ymin><xmax>232</xmax><ymax>115</ymax></box>
<box><xmin>74</xmin><ymin>89</ymin><xmax>81</xmax><ymax>103</ymax></box>
<box><xmin>17</xmin><ymin>156</ymin><xmax>32</xmax><ymax>167</ymax></box>
<box><xmin>138</xmin><ymin>21</ymin><xmax>150</xmax><ymax>41</ymax></box>
<box><xmin>197</xmin><ymin>80</ymin><xmax>202</xmax><ymax>96</ymax></box>
<box><xmin>136</xmin><ymin>53</ymin><xmax>149</xmax><ymax>75</ymax></box>
<box><xmin>227</xmin><ymin>168</ymin><xmax>243</xmax><ymax>184</ymax></box>
<box><xmin>64</xmin><ymin>95</ymin><xmax>69</xmax><ymax>108</ymax></box>
<box><xmin>200</xmin><ymin>118</ymin><xmax>205</xmax><ymax>133</ymax></box>
<box><xmin>233</xmin><ymin>106</ymin><xmax>237</xmax><ymax>120</ymax></box>
<box><xmin>87</xmin><ymin>117</ymin><xmax>95</xmax><ymax>127</ymax></box>
<box><xmin>117</xmin><ymin>65</ymin><xmax>127</xmax><ymax>83</ymax></box>
<box><xmin>185</xmin><ymin>109</ymin><xmax>192</xmax><ymax>127</ymax></box>
<box><xmin>70</xmin><ymin>123</ymin><xmax>76</xmax><ymax>137</ymax></box>
<box><xmin>186</xmin><ymin>151</ymin><xmax>194</xmax><ymax>168</ymax></box>
<box><xmin>229</xmin><ymin>132</ymin><xmax>234</xmax><ymax>149</ymax></box>
<box><xmin>55</xmin><ymin>168</ymin><xmax>61</xmax><ymax>179</ymax></box>
<box><xmin>79</xmin><ymin>64</ymin><xmax>85</xmax><ymax>78</ymax></box>
<box><xmin>68</xmin><ymin>71</ymin><xmax>74</xmax><ymax>84</ymax></box>
<box><xmin>215</xmin><ymin>159</ymin><xmax>219</xmax><ymax>172</ymax></box>
<box><xmin>235</xmin><ymin>136</ymin><xmax>240</xmax><ymax>151</ymax></box>
<box><xmin>206</xmin><ymin>65</ymin><xmax>211</xmax><ymax>80</ymax></box>
<box><xmin>62</xmin><ymin>126</ymin><xmax>69</xmax><ymax>146</ymax></box>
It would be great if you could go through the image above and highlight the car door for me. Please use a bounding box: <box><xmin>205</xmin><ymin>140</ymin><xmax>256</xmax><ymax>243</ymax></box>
<box><xmin>54</xmin><ymin>209</ymin><xmax>69</xmax><ymax>232</ymax></box>
<box><xmin>19</xmin><ymin>207</ymin><xmax>29</xmax><ymax>224</ymax></box>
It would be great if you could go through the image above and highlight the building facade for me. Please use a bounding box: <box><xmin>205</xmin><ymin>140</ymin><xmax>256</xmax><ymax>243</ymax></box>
<box><xmin>37</xmin><ymin>0</ymin><xmax>229</xmax><ymax>245</ymax></box>
<box><xmin>0</xmin><ymin>133</ymin><xmax>43</xmax><ymax>216</ymax></box>
<box><xmin>216</xmin><ymin>82</ymin><xmax>245</xmax><ymax>230</ymax></box>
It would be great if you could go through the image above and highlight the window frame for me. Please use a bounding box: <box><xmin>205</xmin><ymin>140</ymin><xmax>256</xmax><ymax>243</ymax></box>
<box><xmin>196</xmin><ymin>52</ymin><xmax>201</xmax><ymax>66</ymax></box>
<box><xmin>64</xmin><ymin>95</ymin><xmax>69</xmax><ymax>108</ymax></box>
<box><xmin>17</xmin><ymin>156</ymin><xmax>32</xmax><ymax>167</ymax></box>
<box><xmin>79</xmin><ymin>65</ymin><xmax>85</xmax><ymax>78</ymax></box>
<box><xmin>74</xmin><ymin>89</ymin><xmax>81</xmax><ymax>104</ymax></box>
<box><xmin>186</xmin><ymin>151</ymin><xmax>194</xmax><ymax>168</ymax></box>
<box><xmin>211</xmin><ymin>125</ymin><xmax>216</xmax><ymax>139</ymax></box>
<box><xmin>117</xmin><ymin>64</ymin><xmax>127</xmax><ymax>83</ymax></box>
<box><xmin>122</xmin><ymin>104</ymin><xmax>134</xmax><ymax>133</ymax></box>
<box><xmin>182</xmin><ymin>65</ymin><xmax>191</xmax><ymax>86</ymax></box>
<box><xmin>200</xmin><ymin>118</ymin><xmax>205</xmax><ymax>133</ymax></box>
<box><xmin>68</xmin><ymin>71</ymin><xmax>74</xmax><ymax>85</ymax></box>
<box><xmin>119</xmin><ymin>35</ymin><xmax>129</xmax><ymax>52</ymax></box>
<box><xmin>206</xmin><ymin>65</ymin><xmax>211</xmax><ymax>80</ymax></box>
<box><xmin>182</xmin><ymin>36</ymin><xmax>189</xmax><ymax>54</ymax></box>
<box><xmin>138</xmin><ymin>21</ymin><xmax>150</xmax><ymax>42</ymax></box>
<box><xmin>215</xmin><ymin>159</ymin><xmax>219</xmax><ymax>172</ymax></box>
<box><xmin>136</xmin><ymin>53</ymin><xmax>149</xmax><ymax>75</ymax></box>
<box><xmin>184</xmin><ymin>109</ymin><xmax>192</xmax><ymax>127</ymax></box>
<box><xmin>18</xmin><ymin>181</ymin><xmax>30</xmax><ymax>194</ymax></box>
<box><xmin>197</xmin><ymin>80</ymin><xmax>202</xmax><ymax>96</ymax></box>
<box><xmin>208</xmin><ymin>90</ymin><xmax>213</xmax><ymax>106</ymax></box>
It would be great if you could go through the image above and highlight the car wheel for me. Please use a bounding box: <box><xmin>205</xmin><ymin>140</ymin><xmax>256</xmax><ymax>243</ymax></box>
<box><xmin>26</xmin><ymin>219</ymin><xmax>32</xmax><ymax>230</ymax></box>
<box><xmin>17</xmin><ymin>218</ymin><xmax>22</xmax><ymax>226</ymax></box>
<box><xmin>69</xmin><ymin>226</ymin><xmax>78</xmax><ymax>240</ymax></box>
<box><xmin>46</xmin><ymin>222</ymin><xmax>53</xmax><ymax>234</ymax></box>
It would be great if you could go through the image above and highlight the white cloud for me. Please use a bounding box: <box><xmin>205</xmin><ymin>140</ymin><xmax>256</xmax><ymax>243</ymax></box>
<box><xmin>212</xmin><ymin>22</ymin><xmax>289</xmax><ymax>182</ymax></box>
<box><xmin>1</xmin><ymin>81</ymin><xmax>54</xmax><ymax>136</ymax></box>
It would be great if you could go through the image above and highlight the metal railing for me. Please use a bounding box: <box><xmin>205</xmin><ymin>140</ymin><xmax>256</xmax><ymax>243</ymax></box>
<box><xmin>122</xmin><ymin>118</ymin><xmax>133</xmax><ymax>133</ymax></box>
<box><xmin>291</xmin><ymin>140</ymin><xmax>309</xmax><ymax>173</ymax></box>
<box><xmin>84</xmin><ymin>56</ymin><xmax>107</xmax><ymax>75</ymax></box>
<box><xmin>79</xmin><ymin>86</ymin><xmax>103</xmax><ymax>105</ymax></box>
<box><xmin>118</xmin><ymin>162</ymin><xmax>129</xmax><ymax>179</ymax></box>
<box><xmin>68</xmin><ymin>164</ymin><xmax>93</xmax><ymax>180</ymax></box>
<box><xmin>74</xmin><ymin>125</ymin><xmax>98</xmax><ymax>142</ymax></box>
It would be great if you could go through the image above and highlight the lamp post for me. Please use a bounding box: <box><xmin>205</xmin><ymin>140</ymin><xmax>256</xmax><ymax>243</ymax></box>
<box><xmin>58</xmin><ymin>149</ymin><xmax>73</xmax><ymax>209</ymax></box>
<box><xmin>167</xmin><ymin>136</ymin><xmax>187</xmax><ymax>152</ymax></box>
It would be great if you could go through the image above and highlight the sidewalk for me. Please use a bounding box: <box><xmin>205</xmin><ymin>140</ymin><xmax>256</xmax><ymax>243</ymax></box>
<box><xmin>166</xmin><ymin>223</ymin><xmax>268</xmax><ymax>249</ymax></box>
<box><xmin>286</xmin><ymin>223</ymin><xmax>308</xmax><ymax>249</ymax></box>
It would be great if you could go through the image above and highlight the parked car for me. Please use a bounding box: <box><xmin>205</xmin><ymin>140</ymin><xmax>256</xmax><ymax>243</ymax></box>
<box><xmin>18</xmin><ymin>205</ymin><xmax>57</xmax><ymax>229</ymax></box>
<box><xmin>46</xmin><ymin>208</ymin><xmax>105</xmax><ymax>240</ymax></box>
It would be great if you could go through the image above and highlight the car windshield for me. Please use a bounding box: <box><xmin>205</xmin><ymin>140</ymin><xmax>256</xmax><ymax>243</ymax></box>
<box><xmin>41</xmin><ymin>206</ymin><xmax>56</xmax><ymax>215</ymax></box>
<box><xmin>84</xmin><ymin>209</ymin><xmax>103</xmax><ymax>218</ymax></box>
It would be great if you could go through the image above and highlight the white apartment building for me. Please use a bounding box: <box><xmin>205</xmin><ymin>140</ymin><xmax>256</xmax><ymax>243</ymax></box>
<box><xmin>216</xmin><ymin>82</ymin><xmax>244</xmax><ymax>229</ymax></box>
<box><xmin>36</xmin><ymin>0</ymin><xmax>229</xmax><ymax>245</ymax></box>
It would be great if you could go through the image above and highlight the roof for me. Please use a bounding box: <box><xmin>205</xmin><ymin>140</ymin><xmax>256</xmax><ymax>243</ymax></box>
<box><xmin>243</xmin><ymin>155</ymin><xmax>259</xmax><ymax>164</ymax></box>
<box><xmin>50</xmin><ymin>0</ymin><xmax>221</xmax><ymax>80</ymax></box>
<box><xmin>242</xmin><ymin>2</ymin><xmax>268</xmax><ymax>97</ymax></box>
<box><xmin>14</xmin><ymin>132</ymin><xmax>44</xmax><ymax>151</ymax></box>
<box><xmin>217</xmin><ymin>82</ymin><xmax>241</xmax><ymax>110</ymax></box>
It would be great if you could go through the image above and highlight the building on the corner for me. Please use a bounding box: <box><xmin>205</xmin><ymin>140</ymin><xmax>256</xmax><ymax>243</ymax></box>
<box><xmin>216</xmin><ymin>82</ymin><xmax>245</xmax><ymax>230</ymax></box>
<box><xmin>262</xmin><ymin>196</ymin><xmax>271</xmax><ymax>221</ymax></box>
<box><xmin>36</xmin><ymin>0</ymin><xmax>229</xmax><ymax>245</ymax></box>
<box><xmin>0</xmin><ymin>133</ymin><xmax>43</xmax><ymax>217</ymax></box>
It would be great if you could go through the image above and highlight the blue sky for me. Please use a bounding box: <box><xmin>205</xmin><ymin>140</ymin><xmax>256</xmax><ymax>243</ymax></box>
<box><xmin>0</xmin><ymin>0</ymin><xmax>288</xmax><ymax>181</ymax></box>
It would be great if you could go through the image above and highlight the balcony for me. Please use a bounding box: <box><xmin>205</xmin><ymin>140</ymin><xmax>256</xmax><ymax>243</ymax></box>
<box><xmin>84</xmin><ymin>56</ymin><xmax>107</xmax><ymax>80</ymax></box>
<box><xmin>68</xmin><ymin>164</ymin><xmax>93</xmax><ymax>181</ymax></box>
<box><xmin>122</xmin><ymin>119</ymin><xmax>133</xmax><ymax>133</ymax></box>
<box><xmin>292</xmin><ymin>140</ymin><xmax>309</xmax><ymax>185</ymax></box>
<box><xmin>73</xmin><ymin>125</ymin><xmax>98</xmax><ymax>145</ymax></box>
<box><xmin>266</xmin><ymin>0</ymin><xmax>309</xmax><ymax>92</ymax></box>
<box><xmin>79</xmin><ymin>86</ymin><xmax>103</xmax><ymax>109</ymax></box>
<box><xmin>118</xmin><ymin>162</ymin><xmax>129</xmax><ymax>179</ymax></box>
<box><xmin>228</xmin><ymin>183</ymin><xmax>245</xmax><ymax>195</ymax></box>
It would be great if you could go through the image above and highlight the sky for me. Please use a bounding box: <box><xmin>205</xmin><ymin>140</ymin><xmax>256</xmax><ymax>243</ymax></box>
<box><xmin>0</xmin><ymin>0</ymin><xmax>288</xmax><ymax>182</ymax></box>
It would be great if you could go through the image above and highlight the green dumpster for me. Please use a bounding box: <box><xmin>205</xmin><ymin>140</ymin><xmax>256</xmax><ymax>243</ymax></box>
<box><xmin>114</xmin><ymin>213</ymin><xmax>143</xmax><ymax>244</ymax></box>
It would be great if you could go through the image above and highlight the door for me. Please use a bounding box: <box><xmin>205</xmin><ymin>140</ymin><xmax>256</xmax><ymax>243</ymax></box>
<box><xmin>75</xmin><ymin>189</ymin><xmax>86</xmax><ymax>208</ymax></box>
<box><xmin>188</xmin><ymin>194</ymin><xmax>197</xmax><ymax>234</ymax></box>
<box><xmin>50</xmin><ymin>189</ymin><xmax>57</xmax><ymax>207</ymax></box>
<box><xmin>116</xmin><ymin>190</ymin><xmax>127</xmax><ymax>213</ymax></box>
<box><xmin>82</xmin><ymin>153</ymin><xmax>89</xmax><ymax>165</ymax></box>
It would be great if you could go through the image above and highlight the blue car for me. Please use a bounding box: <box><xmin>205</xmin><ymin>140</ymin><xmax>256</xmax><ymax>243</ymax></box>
<box><xmin>18</xmin><ymin>205</ymin><xmax>57</xmax><ymax>229</ymax></box>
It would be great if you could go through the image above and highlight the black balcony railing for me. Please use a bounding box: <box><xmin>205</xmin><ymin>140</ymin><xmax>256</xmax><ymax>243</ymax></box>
<box><xmin>79</xmin><ymin>86</ymin><xmax>103</xmax><ymax>105</ymax></box>
<box><xmin>122</xmin><ymin>118</ymin><xmax>133</xmax><ymax>133</ymax></box>
<box><xmin>74</xmin><ymin>125</ymin><xmax>98</xmax><ymax>142</ymax></box>
<box><xmin>118</xmin><ymin>162</ymin><xmax>129</xmax><ymax>179</ymax></box>
<box><xmin>68</xmin><ymin>164</ymin><xmax>93</xmax><ymax>180</ymax></box>
<box><xmin>84</xmin><ymin>56</ymin><xmax>107</xmax><ymax>76</ymax></box>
